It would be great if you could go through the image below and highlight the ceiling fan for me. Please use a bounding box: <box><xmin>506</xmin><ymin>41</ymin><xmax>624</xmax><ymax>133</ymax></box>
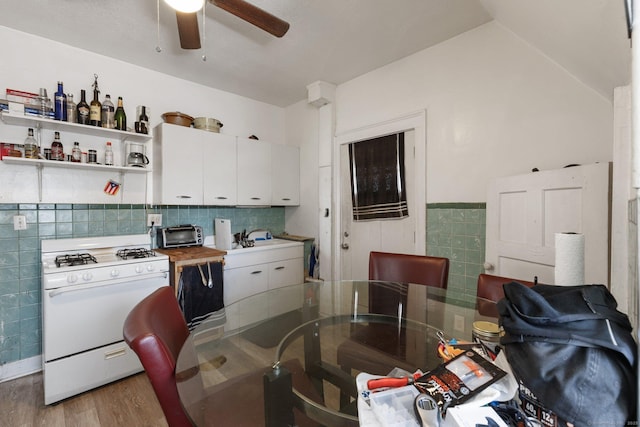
<box><xmin>166</xmin><ymin>0</ymin><xmax>290</xmax><ymax>50</ymax></box>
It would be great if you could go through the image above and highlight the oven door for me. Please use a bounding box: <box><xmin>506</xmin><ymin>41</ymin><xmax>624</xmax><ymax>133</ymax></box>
<box><xmin>43</xmin><ymin>273</ymin><xmax>168</xmax><ymax>361</ymax></box>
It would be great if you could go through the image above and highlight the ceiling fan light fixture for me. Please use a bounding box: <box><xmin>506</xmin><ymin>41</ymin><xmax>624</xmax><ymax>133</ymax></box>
<box><xmin>164</xmin><ymin>0</ymin><xmax>204</xmax><ymax>13</ymax></box>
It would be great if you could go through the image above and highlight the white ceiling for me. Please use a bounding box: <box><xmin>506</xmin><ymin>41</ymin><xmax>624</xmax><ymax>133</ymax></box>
<box><xmin>0</xmin><ymin>0</ymin><xmax>630</xmax><ymax>107</ymax></box>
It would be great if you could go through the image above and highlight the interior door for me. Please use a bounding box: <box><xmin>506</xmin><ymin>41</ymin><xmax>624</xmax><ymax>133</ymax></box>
<box><xmin>339</xmin><ymin>130</ymin><xmax>417</xmax><ymax>280</ymax></box>
<box><xmin>485</xmin><ymin>163</ymin><xmax>611</xmax><ymax>286</ymax></box>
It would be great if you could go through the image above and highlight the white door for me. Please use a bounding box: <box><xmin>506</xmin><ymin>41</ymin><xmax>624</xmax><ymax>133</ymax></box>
<box><xmin>485</xmin><ymin>163</ymin><xmax>610</xmax><ymax>286</ymax></box>
<box><xmin>339</xmin><ymin>130</ymin><xmax>417</xmax><ymax>280</ymax></box>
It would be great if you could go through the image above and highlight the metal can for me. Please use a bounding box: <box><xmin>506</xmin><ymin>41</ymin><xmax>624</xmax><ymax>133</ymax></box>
<box><xmin>88</xmin><ymin>149</ymin><xmax>97</xmax><ymax>164</ymax></box>
<box><xmin>43</xmin><ymin>148</ymin><xmax>51</xmax><ymax>160</ymax></box>
<box><xmin>472</xmin><ymin>321</ymin><xmax>501</xmax><ymax>359</ymax></box>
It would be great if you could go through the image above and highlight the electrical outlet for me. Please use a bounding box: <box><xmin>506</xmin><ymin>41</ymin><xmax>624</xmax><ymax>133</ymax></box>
<box><xmin>453</xmin><ymin>314</ymin><xmax>465</xmax><ymax>332</ymax></box>
<box><xmin>13</xmin><ymin>215</ymin><xmax>27</xmax><ymax>230</ymax></box>
<box><xmin>147</xmin><ymin>214</ymin><xmax>162</xmax><ymax>227</ymax></box>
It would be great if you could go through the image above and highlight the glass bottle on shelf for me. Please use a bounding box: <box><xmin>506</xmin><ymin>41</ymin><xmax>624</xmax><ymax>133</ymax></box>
<box><xmin>54</xmin><ymin>81</ymin><xmax>67</xmax><ymax>121</ymax></box>
<box><xmin>71</xmin><ymin>142</ymin><xmax>82</xmax><ymax>163</ymax></box>
<box><xmin>138</xmin><ymin>106</ymin><xmax>149</xmax><ymax>134</ymax></box>
<box><xmin>50</xmin><ymin>131</ymin><xmax>64</xmax><ymax>161</ymax></box>
<box><xmin>101</xmin><ymin>94</ymin><xmax>115</xmax><ymax>129</ymax></box>
<box><xmin>114</xmin><ymin>96</ymin><xmax>127</xmax><ymax>131</ymax></box>
<box><xmin>66</xmin><ymin>93</ymin><xmax>77</xmax><ymax>123</ymax></box>
<box><xmin>104</xmin><ymin>141</ymin><xmax>114</xmax><ymax>165</ymax></box>
<box><xmin>77</xmin><ymin>89</ymin><xmax>90</xmax><ymax>125</ymax></box>
<box><xmin>38</xmin><ymin>88</ymin><xmax>52</xmax><ymax>119</ymax></box>
<box><xmin>23</xmin><ymin>128</ymin><xmax>38</xmax><ymax>159</ymax></box>
<box><xmin>89</xmin><ymin>75</ymin><xmax>102</xmax><ymax>127</ymax></box>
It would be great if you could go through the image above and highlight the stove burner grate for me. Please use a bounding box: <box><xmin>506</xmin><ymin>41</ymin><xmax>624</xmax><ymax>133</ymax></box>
<box><xmin>55</xmin><ymin>253</ymin><xmax>98</xmax><ymax>267</ymax></box>
<box><xmin>116</xmin><ymin>248</ymin><xmax>156</xmax><ymax>260</ymax></box>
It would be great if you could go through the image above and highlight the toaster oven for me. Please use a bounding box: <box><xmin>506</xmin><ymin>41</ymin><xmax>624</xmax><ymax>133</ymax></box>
<box><xmin>158</xmin><ymin>225</ymin><xmax>204</xmax><ymax>249</ymax></box>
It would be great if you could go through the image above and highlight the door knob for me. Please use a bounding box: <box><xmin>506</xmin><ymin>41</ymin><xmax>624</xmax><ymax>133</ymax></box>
<box><xmin>483</xmin><ymin>262</ymin><xmax>494</xmax><ymax>271</ymax></box>
<box><xmin>341</xmin><ymin>243</ymin><xmax>349</xmax><ymax>250</ymax></box>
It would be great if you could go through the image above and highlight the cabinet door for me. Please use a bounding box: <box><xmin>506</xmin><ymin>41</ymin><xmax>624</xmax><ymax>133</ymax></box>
<box><xmin>236</xmin><ymin>138</ymin><xmax>271</xmax><ymax>205</ymax></box>
<box><xmin>155</xmin><ymin>124</ymin><xmax>203</xmax><ymax>205</ymax></box>
<box><xmin>203</xmin><ymin>133</ymin><xmax>237</xmax><ymax>205</ymax></box>
<box><xmin>271</xmin><ymin>144</ymin><xmax>300</xmax><ymax>206</ymax></box>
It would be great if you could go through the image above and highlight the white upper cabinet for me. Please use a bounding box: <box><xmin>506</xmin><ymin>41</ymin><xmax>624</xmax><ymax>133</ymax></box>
<box><xmin>203</xmin><ymin>132</ymin><xmax>237</xmax><ymax>206</ymax></box>
<box><xmin>153</xmin><ymin>123</ymin><xmax>204</xmax><ymax>205</ymax></box>
<box><xmin>236</xmin><ymin>137</ymin><xmax>271</xmax><ymax>206</ymax></box>
<box><xmin>271</xmin><ymin>143</ymin><xmax>299</xmax><ymax>206</ymax></box>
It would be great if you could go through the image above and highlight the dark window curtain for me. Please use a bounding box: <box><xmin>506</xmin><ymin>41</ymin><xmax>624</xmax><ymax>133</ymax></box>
<box><xmin>348</xmin><ymin>133</ymin><xmax>408</xmax><ymax>221</ymax></box>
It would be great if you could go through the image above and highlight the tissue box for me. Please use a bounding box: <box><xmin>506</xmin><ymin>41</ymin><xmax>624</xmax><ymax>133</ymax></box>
<box><xmin>442</xmin><ymin>406</ymin><xmax>509</xmax><ymax>427</ymax></box>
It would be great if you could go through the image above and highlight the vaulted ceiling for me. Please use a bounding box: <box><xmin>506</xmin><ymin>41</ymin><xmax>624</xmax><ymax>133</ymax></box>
<box><xmin>0</xmin><ymin>0</ymin><xmax>630</xmax><ymax>106</ymax></box>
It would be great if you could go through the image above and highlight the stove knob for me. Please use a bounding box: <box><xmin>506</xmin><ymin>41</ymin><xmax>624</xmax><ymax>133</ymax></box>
<box><xmin>146</xmin><ymin>264</ymin><xmax>156</xmax><ymax>272</ymax></box>
<box><xmin>67</xmin><ymin>274</ymin><xmax>78</xmax><ymax>284</ymax></box>
<box><xmin>82</xmin><ymin>272</ymin><xmax>93</xmax><ymax>281</ymax></box>
<box><xmin>110</xmin><ymin>269</ymin><xmax>120</xmax><ymax>278</ymax></box>
<box><xmin>135</xmin><ymin>265</ymin><xmax>144</xmax><ymax>274</ymax></box>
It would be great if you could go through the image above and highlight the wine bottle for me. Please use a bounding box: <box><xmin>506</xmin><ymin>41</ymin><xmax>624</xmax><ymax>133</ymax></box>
<box><xmin>101</xmin><ymin>94</ymin><xmax>115</xmax><ymax>129</ymax></box>
<box><xmin>89</xmin><ymin>76</ymin><xmax>101</xmax><ymax>127</ymax></box>
<box><xmin>114</xmin><ymin>97</ymin><xmax>127</xmax><ymax>131</ymax></box>
<box><xmin>54</xmin><ymin>81</ymin><xmax>67</xmax><ymax>121</ymax></box>
<box><xmin>138</xmin><ymin>106</ymin><xmax>149</xmax><ymax>134</ymax></box>
<box><xmin>77</xmin><ymin>89</ymin><xmax>90</xmax><ymax>125</ymax></box>
<box><xmin>50</xmin><ymin>131</ymin><xmax>64</xmax><ymax>161</ymax></box>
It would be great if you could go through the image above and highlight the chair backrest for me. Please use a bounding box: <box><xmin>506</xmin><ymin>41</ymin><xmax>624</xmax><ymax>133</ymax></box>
<box><xmin>368</xmin><ymin>251</ymin><xmax>449</xmax><ymax>289</ymax></box>
<box><xmin>123</xmin><ymin>286</ymin><xmax>193</xmax><ymax>427</ymax></box>
<box><xmin>476</xmin><ymin>273</ymin><xmax>536</xmax><ymax>302</ymax></box>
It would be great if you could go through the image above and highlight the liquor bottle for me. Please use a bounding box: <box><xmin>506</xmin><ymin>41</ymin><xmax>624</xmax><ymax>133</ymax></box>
<box><xmin>54</xmin><ymin>81</ymin><xmax>67</xmax><ymax>121</ymax></box>
<box><xmin>114</xmin><ymin>97</ymin><xmax>127</xmax><ymax>131</ymax></box>
<box><xmin>89</xmin><ymin>76</ymin><xmax>102</xmax><ymax>127</ymax></box>
<box><xmin>50</xmin><ymin>131</ymin><xmax>64</xmax><ymax>161</ymax></box>
<box><xmin>23</xmin><ymin>128</ymin><xmax>38</xmax><ymax>159</ymax></box>
<box><xmin>38</xmin><ymin>88</ymin><xmax>52</xmax><ymax>119</ymax></box>
<box><xmin>101</xmin><ymin>94</ymin><xmax>115</xmax><ymax>129</ymax></box>
<box><xmin>76</xmin><ymin>90</ymin><xmax>90</xmax><ymax>125</ymax></box>
<box><xmin>66</xmin><ymin>93</ymin><xmax>77</xmax><ymax>123</ymax></box>
<box><xmin>71</xmin><ymin>142</ymin><xmax>82</xmax><ymax>163</ymax></box>
<box><xmin>104</xmin><ymin>141</ymin><xmax>114</xmax><ymax>165</ymax></box>
<box><xmin>138</xmin><ymin>106</ymin><xmax>149</xmax><ymax>135</ymax></box>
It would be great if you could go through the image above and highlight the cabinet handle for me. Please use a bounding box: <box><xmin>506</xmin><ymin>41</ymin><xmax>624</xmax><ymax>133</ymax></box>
<box><xmin>250</xmin><ymin>197</ymin><xmax>261</xmax><ymax>200</ymax></box>
<box><xmin>215</xmin><ymin>196</ymin><xmax>228</xmax><ymax>200</ymax></box>
<box><xmin>274</xmin><ymin>266</ymin><xmax>285</xmax><ymax>270</ymax></box>
<box><xmin>177</xmin><ymin>195</ymin><xmax>192</xmax><ymax>199</ymax></box>
<box><xmin>251</xmin><ymin>270</ymin><xmax>263</xmax><ymax>275</ymax></box>
<box><xmin>281</xmin><ymin>198</ymin><xmax>291</xmax><ymax>201</ymax></box>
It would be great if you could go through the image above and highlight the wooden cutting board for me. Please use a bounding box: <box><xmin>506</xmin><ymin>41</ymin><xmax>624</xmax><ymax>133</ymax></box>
<box><xmin>156</xmin><ymin>246</ymin><xmax>226</xmax><ymax>262</ymax></box>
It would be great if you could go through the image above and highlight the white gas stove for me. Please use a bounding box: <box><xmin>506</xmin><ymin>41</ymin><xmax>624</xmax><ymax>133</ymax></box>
<box><xmin>41</xmin><ymin>234</ymin><xmax>169</xmax><ymax>404</ymax></box>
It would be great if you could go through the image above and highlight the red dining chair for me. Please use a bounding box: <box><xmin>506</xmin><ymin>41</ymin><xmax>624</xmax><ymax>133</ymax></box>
<box><xmin>123</xmin><ymin>286</ymin><xmax>194</xmax><ymax>427</ymax></box>
<box><xmin>368</xmin><ymin>251</ymin><xmax>449</xmax><ymax>289</ymax></box>
<box><xmin>476</xmin><ymin>273</ymin><xmax>536</xmax><ymax>317</ymax></box>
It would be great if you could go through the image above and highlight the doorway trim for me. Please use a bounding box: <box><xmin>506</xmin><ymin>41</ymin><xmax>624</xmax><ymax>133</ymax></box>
<box><xmin>333</xmin><ymin>110</ymin><xmax>427</xmax><ymax>280</ymax></box>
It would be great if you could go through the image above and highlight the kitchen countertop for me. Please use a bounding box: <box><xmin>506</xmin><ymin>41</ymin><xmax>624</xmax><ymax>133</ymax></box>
<box><xmin>204</xmin><ymin>238</ymin><xmax>303</xmax><ymax>255</ymax></box>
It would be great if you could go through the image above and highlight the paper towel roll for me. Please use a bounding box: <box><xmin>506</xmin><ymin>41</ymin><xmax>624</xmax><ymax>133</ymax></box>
<box><xmin>554</xmin><ymin>232</ymin><xmax>585</xmax><ymax>286</ymax></box>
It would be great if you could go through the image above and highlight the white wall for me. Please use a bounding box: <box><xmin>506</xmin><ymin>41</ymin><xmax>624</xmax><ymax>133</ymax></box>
<box><xmin>0</xmin><ymin>25</ymin><xmax>285</xmax><ymax>157</ymax></box>
<box><xmin>334</xmin><ymin>22</ymin><xmax>613</xmax><ymax>203</ymax></box>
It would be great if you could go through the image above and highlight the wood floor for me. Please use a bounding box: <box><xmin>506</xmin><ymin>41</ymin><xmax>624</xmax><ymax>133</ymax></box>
<box><xmin>0</xmin><ymin>371</ymin><xmax>167</xmax><ymax>427</ymax></box>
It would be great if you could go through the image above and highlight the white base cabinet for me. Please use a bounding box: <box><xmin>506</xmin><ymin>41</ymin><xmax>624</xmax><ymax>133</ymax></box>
<box><xmin>223</xmin><ymin>244</ymin><xmax>303</xmax><ymax>306</ymax></box>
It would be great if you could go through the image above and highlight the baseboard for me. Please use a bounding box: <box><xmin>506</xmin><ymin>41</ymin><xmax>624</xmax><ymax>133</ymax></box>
<box><xmin>0</xmin><ymin>355</ymin><xmax>42</xmax><ymax>383</ymax></box>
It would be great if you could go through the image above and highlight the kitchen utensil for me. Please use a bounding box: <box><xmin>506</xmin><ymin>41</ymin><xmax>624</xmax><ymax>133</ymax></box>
<box><xmin>194</xmin><ymin>117</ymin><xmax>223</xmax><ymax>133</ymax></box>
<box><xmin>161</xmin><ymin>111</ymin><xmax>194</xmax><ymax>127</ymax></box>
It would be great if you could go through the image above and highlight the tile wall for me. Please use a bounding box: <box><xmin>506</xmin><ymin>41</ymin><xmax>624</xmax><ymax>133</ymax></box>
<box><xmin>0</xmin><ymin>203</ymin><xmax>285</xmax><ymax>365</ymax></box>
<box><xmin>426</xmin><ymin>203</ymin><xmax>486</xmax><ymax>303</ymax></box>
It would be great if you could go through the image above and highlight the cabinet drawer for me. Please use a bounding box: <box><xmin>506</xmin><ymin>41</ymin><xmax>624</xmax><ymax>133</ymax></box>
<box><xmin>224</xmin><ymin>263</ymin><xmax>269</xmax><ymax>306</ymax></box>
<box><xmin>269</xmin><ymin>258</ymin><xmax>303</xmax><ymax>290</ymax></box>
<box><xmin>224</xmin><ymin>245</ymin><xmax>303</xmax><ymax>269</ymax></box>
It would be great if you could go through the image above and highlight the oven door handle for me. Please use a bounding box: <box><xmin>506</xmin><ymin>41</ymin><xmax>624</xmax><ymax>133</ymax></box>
<box><xmin>48</xmin><ymin>272</ymin><xmax>169</xmax><ymax>298</ymax></box>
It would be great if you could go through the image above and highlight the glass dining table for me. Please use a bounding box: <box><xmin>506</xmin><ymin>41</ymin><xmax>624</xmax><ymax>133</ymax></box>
<box><xmin>175</xmin><ymin>280</ymin><xmax>499</xmax><ymax>427</ymax></box>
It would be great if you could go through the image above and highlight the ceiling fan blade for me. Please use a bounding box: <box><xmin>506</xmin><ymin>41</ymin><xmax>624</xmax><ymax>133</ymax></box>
<box><xmin>210</xmin><ymin>0</ymin><xmax>290</xmax><ymax>37</ymax></box>
<box><xmin>176</xmin><ymin>11</ymin><xmax>201</xmax><ymax>49</ymax></box>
